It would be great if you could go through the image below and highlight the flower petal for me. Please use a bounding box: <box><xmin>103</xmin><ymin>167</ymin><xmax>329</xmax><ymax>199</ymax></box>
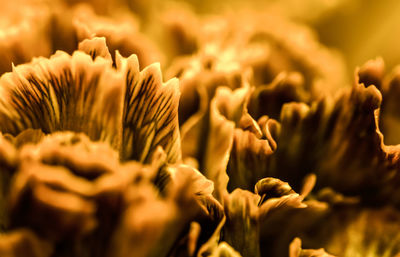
<box><xmin>117</xmin><ymin>53</ymin><xmax>181</xmax><ymax>163</ymax></box>
<box><xmin>0</xmin><ymin>133</ymin><xmax>17</xmax><ymax>230</ymax></box>
<box><xmin>248</xmin><ymin>72</ymin><xmax>308</xmax><ymax>121</ymax></box>
<box><xmin>78</xmin><ymin>37</ymin><xmax>112</xmax><ymax>62</ymax></box>
<box><xmin>0</xmin><ymin>229</ymin><xmax>52</xmax><ymax>257</ymax></box>
<box><xmin>0</xmin><ymin>50</ymin><xmax>125</xmax><ymax>149</ymax></box>
<box><xmin>289</xmin><ymin>237</ymin><xmax>335</xmax><ymax>257</ymax></box>
<box><xmin>270</xmin><ymin>82</ymin><xmax>389</xmax><ymax>199</ymax></box>
<box><xmin>209</xmin><ymin>242</ymin><xmax>243</xmax><ymax>257</ymax></box>
<box><xmin>223</xmin><ymin>189</ymin><xmax>261</xmax><ymax>257</ymax></box>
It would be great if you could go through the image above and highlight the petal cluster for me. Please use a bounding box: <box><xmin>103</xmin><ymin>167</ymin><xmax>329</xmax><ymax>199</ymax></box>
<box><xmin>0</xmin><ymin>1</ymin><xmax>399</xmax><ymax>257</ymax></box>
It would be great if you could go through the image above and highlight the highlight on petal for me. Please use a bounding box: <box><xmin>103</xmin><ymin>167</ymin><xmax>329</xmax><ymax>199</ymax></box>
<box><xmin>78</xmin><ymin>37</ymin><xmax>112</xmax><ymax>62</ymax></box>
<box><xmin>209</xmin><ymin>242</ymin><xmax>243</xmax><ymax>257</ymax></box>
<box><xmin>168</xmin><ymin>164</ymin><xmax>214</xmax><ymax>196</ymax></box>
<box><xmin>289</xmin><ymin>237</ymin><xmax>335</xmax><ymax>257</ymax></box>
<box><xmin>0</xmin><ymin>229</ymin><xmax>52</xmax><ymax>257</ymax></box>
<box><xmin>255</xmin><ymin>177</ymin><xmax>295</xmax><ymax>204</ymax></box>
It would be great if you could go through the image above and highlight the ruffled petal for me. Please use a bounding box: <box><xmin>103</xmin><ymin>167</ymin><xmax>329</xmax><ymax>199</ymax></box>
<box><xmin>118</xmin><ymin>53</ymin><xmax>181</xmax><ymax>163</ymax></box>
<box><xmin>0</xmin><ymin>50</ymin><xmax>125</xmax><ymax>149</ymax></box>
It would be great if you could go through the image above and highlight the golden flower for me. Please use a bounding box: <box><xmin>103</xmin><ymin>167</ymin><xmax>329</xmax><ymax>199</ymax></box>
<box><xmin>0</xmin><ymin>37</ymin><xmax>222</xmax><ymax>257</ymax></box>
<box><xmin>1</xmin><ymin>1</ymin><xmax>400</xmax><ymax>257</ymax></box>
<box><xmin>0</xmin><ymin>131</ymin><xmax>217</xmax><ymax>257</ymax></box>
<box><xmin>0</xmin><ymin>37</ymin><xmax>179</xmax><ymax>163</ymax></box>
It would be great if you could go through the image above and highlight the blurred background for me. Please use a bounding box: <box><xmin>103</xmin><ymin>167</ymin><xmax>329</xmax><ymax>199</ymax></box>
<box><xmin>167</xmin><ymin>0</ymin><xmax>400</xmax><ymax>74</ymax></box>
<box><xmin>2</xmin><ymin>0</ymin><xmax>400</xmax><ymax>77</ymax></box>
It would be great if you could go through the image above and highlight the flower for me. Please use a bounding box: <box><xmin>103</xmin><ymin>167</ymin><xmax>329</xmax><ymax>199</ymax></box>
<box><xmin>0</xmin><ymin>37</ymin><xmax>179</xmax><ymax>163</ymax></box>
<box><xmin>0</xmin><ymin>131</ymin><xmax>216</xmax><ymax>257</ymax></box>
<box><xmin>1</xmin><ymin>1</ymin><xmax>400</xmax><ymax>257</ymax></box>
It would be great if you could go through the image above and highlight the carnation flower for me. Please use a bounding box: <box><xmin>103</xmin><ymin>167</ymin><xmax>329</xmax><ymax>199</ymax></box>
<box><xmin>1</xmin><ymin>1</ymin><xmax>400</xmax><ymax>257</ymax></box>
<box><xmin>0</xmin><ymin>31</ymin><xmax>243</xmax><ymax>256</ymax></box>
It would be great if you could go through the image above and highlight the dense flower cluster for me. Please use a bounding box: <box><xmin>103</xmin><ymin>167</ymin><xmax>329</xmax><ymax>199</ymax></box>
<box><xmin>0</xmin><ymin>0</ymin><xmax>400</xmax><ymax>257</ymax></box>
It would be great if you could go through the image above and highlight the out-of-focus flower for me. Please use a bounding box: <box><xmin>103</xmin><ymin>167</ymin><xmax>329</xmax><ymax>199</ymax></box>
<box><xmin>166</xmin><ymin>10</ymin><xmax>348</xmax><ymax>95</ymax></box>
<box><xmin>305</xmin><ymin>205</ymin><xmax>400</xmax><ymax>257</ymax></box>
<box><xmin>0</xmin><ymin>134</ymin><xmax>17</xmax><ymax>230</ymax></box>
<box><xmin>0</xmin><ymin>131</ymin><xmax>217</xmax><ymax>257</ymax></box>
<box><xmin>0</xmin><ymin>0</ymin><xmax>51</xmax><ymax>75</ymax></box>
<box><xmin>0</xmin><ymin>1</ymin><xmax>162</xmax><ymax>76</ymax></box>
<box><xmin>289</xmin><ymin>237</ymin><xmax>335</xmax><ymax>257</ymax></box>
<box><xmin>73</xmin><ymin>4</ymin><xmax>163</xmax><ymax>67</ymax></box>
